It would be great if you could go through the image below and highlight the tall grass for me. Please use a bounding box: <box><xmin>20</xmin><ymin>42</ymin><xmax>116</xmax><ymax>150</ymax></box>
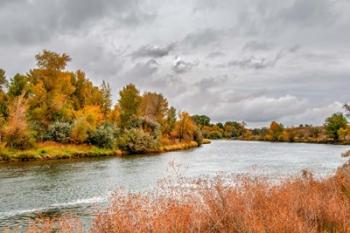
<box><xmin>15</xmin><ymin>162</ymin><xmax>350</xmax><ymax>233</ymax></box>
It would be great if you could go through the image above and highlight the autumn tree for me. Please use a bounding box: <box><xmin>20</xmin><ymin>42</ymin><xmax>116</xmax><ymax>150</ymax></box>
<box><xmin>71</xmin><ymin>105</ymin><xmax>104</xmax><ymax>143</ymax></box>
<box><xmin>269</xmin><ymin>121</ymin><xmax>284</xmax><ymax>141</ymax></box>
<box><xmin>174</xmin><ymin>112</ymin><xmax>197</xmax><ymax>142</ymax></box>
<box><xmin>139</xmin><ymin>92</ymin><xmax>169</xmax><ymax>131</ymax></box>
<box><xmin>324</xmin><ymin>113</ymin><xmax>347</xmax><ymax>141</ymax></box>
<box><xmin>3</xmin><ymin>94</ymin><xmax>34</xmax><ymax>149</ymax></box>
<box><xmin>28</xmin><ymin>50</ymin><xmax>76</xmax><ymax>130</ymax></box>
<box><xmin>70</xmin><ymin>71</ymin><xmax>111</xmax><ymax>113</ymax></box>
<box><xmin>164</xmin><ymin>106</ymin><xmax>177</xmax><ymax>136</ymax></box>
<box><xmin>109</xmin><ymin>104</ymin><xmax>121</xmax><ymax>126</ymax></box>
<box><xmin>118</xmin><ymin>84</ymin><xmax>141</xmax><ymax>129</ymax></box>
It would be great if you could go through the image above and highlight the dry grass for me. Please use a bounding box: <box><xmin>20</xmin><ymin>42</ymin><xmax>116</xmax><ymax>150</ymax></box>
<box><xmin>0</xmin><ymin>141</ymin><xmax>122</xmax><ymax>162</ymax></box>
<box><xmin>22</xmin><ymin>162</ymin><xmax>350</xmax><ymax>233</ymax></box>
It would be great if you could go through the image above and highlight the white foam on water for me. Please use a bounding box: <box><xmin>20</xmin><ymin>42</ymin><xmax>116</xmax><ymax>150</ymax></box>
<box><xmin>0</xmin><ymin>195</ymin><xmax>107</xmax><ymax>219</ymax></box>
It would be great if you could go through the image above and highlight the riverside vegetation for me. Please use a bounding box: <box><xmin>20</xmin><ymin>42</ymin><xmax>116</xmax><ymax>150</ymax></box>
<box><xmin>0</xmin><ymin>50</ymin><xmax>205</xmax><ymax>162</ymax></box>
<box><xmin>15</xmin><ymin>160</ymin><xmax>350</xmax><ymax>233</ymax></box>
<box><xmin>193</xmin><ymin>110</ymin><xmax>350</xmax><ymax>145</ymax></box>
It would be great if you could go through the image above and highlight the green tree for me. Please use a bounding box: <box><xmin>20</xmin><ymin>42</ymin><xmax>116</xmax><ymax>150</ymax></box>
<box><xmin>324</xmin><ymin>113</ymin><xmax>347</xmax><ymax>141</ymax></box>
<box><xmin>0</xmin><ymin>69</ymin><xmax>8</xmax><ymax>118</ymax></box>
<box><xmin>192</xmin><ymin>115</ymin><xmax>210</xmax><ymax>128</ymax></box>
<box><xmin>118</xmin><ymin>84</ymin><xmax>141</xmax><ymax>129</ymax></box>
<box><xmin>0</xmin><ymin>68</ymin><xmax>7</xmax><ymax>91</ymax></box>
<box><xmin>99</xmin><ymin>81</ymin><xmax>112</xmax><ymax>116</ymax></box>
<box><xmin>164</xmin><ymin>106</ymin><xmax>177</xmax><ymax>135</ymax></box>
<box><xmin>7</xmin><ymin>74</ymin><xmax>29</xmax><ymax>98</ymax></box>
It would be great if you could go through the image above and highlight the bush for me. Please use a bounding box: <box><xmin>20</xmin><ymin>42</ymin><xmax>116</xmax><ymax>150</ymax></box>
<box><xmin>194</xmin><ymin>129</ymin><xmax>203</xmax><ymax>146</ymax></box>
<box><xmin>70</xmin><ymin>118</ymin><xmax>93</xmax><ymax>144</ymax></box>
<box><xmin>89</xmin><ymin>123</ymin><xmax>117</xmax><ymax>148</ymax></box>
<box><xmin>3</xmin><ymin>127</ymin><xmax>34</xmax><ymax>150</ymax></box>
<box><xmin>45</xmin><ymin>121</ymin><xmax>72</xmax><ymax>143</ymax></box>
<box><xmin>117</xmin><ymin>128</ymin><xmax>159</xmax><ymax>153</ymax></box>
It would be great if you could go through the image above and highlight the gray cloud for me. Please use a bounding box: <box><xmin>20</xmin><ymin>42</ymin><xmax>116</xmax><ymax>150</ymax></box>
<box><xmin>1</xmin><ymin>0</ymin><xmax>349</xmax><ymax>127</ymax></box>
<box><xmin>225</xmin><ymin>52</ymin><xmax>283</xmax><ymax>70</ymax></box>
<box><xmin>172</xmin><ymin>57</ymin><xmax>197</xmax><ymax>74</ymax></box>
<box><xmin>131</xmin><ymin>43</ymin><xmax>175</xmax><ymax>59</ymax></box>
<box><xmin>243</xmin><ymin>41</ymin><xmax>273</xmax><ymax>51</ymax></box>
<box><xmin>0</xmin><ymin>0</ymin><xmax>155</xmax><ymax>45</ymax></box>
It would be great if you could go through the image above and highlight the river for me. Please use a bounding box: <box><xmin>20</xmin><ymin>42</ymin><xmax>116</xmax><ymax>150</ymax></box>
<box><xmin>0</xmin><ymin>140</ymin><xmax>349</xmax><ymax>229</ymax></box>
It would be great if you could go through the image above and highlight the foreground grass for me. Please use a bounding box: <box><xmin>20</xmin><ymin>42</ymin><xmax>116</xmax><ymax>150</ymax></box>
<box><xmin>23</xmin><ymin>162</ymin><xmax>350</xmax><ymax>233</ymax></box>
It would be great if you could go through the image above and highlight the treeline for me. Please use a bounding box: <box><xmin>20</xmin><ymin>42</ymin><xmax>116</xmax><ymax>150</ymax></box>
<box><xmin>0</xmin><ymin>50</ymin><xmax>202</xmax><ymax>153</ymax></box>
<box><xmin>193</xmin><ymin>111</ymin><xmax>350</xmax><ymax>144</ymax></box>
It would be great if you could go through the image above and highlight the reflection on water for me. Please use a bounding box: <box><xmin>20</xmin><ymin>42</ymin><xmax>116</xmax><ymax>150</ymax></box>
<box><xmin>0</xmin><ymin>140</ymin><xmax>349</xmax><ymax>229</ymax></box>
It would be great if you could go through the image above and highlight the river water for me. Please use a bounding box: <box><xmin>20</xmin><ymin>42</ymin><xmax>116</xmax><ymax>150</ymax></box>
<box><xmin>0</xmin><ymin>140</ymin><xmax>349</xmax><ymax>229</ymax></box>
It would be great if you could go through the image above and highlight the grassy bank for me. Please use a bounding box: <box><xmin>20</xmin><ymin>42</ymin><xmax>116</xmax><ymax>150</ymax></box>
<box><xmin>22</xmin><ymin>161</ymin><xmax>350</xmax><ymax>233</ymax></box>
<box><xmin>0</xmin><ymin>140</ymin><xmax>204</xmax><ymax>163</ymax></box>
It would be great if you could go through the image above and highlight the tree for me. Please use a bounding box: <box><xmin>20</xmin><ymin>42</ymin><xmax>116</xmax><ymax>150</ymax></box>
<box><xmin>192</xmin><ymin>115</ymin><xmax>210</xmax><ymax>128</ymax></box>
<box><xmin>0</xmin><ymin>68</ymin><xmax>7</xmax><ymax>92</ymax></box>
<box><xmin>35</xmin><ymin>50</ymin><xmax>71</xmax><ymax>72</ymax></box>
<box><xmin>174</xmin><ymin>112</ymin><xmax>197</xmax><ymax>142</ymax></box>
<box><xmin>3</xmin><ymin>94</ymin><xmax>34</xmax><ymax>149</ymax></box>
<box><xmin>99</xmin><ymin>81</ymin><xmax>112</xmax><ymax>116</ymax></box>
<box><xmin>164</xmin><ymin>106</ymin><xmax>177</xmax><ymax>136</ymax></box>
<box><xmin>118</xmin><ymin>84</ymin><xmax>141</xmax><ymax>129</ymax></box>
<box><xmin>139</xmin><ymin>92</ymin><xmax>169</xmax><ymax>127</ymax></box>
<box><xmin>324</xmin><ymin>113</ymin><xmax>347</xmax><ymax>141</ymax></box>
<box><xmin>7</xmin><ymin>74</ymin><xmax>29</xmax><ymax>98</ymax></box>
<box><xmin>70</xmin><ymin>71</ymin><xmax>110</xmax><ymax>112</ymax></box>
<box><xmin>0</xmin><ymin>69</ymin><xmax>8</xmax><ymax>118</ymax></box>
<box><xmin>269</xmin><ymin>121</ymin><xmax>284</xmax><ymax>141</ymax></box>
<box><xmin>28</xmin><ymin>50</ymin><xmax>76</xmax><ymax>129</ymax></box>
<box><xmin>71</xmin><ymin>105</ymin><xmax>104</xmax><ymax>143</ymax></box>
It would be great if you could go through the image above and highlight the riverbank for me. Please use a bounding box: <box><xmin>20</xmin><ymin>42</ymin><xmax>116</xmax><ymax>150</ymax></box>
<box><xmin>228</xmin><ymin>137</ymin><xmax>350</xmax><ymax>146</ymax></box>
<box><xmin>0</xmin><ymin>140</ymin><xmax>206</xmax><ymax>163</ymax></box>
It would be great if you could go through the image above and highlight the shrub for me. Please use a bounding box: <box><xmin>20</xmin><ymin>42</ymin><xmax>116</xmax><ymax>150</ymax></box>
<box><xmin>70</xmin><ymin>118</ymin><xmax>93</xmax><ymax>144</ymax></box>
<box><xmin>89</xmin><ymin>123</ymin><xmax>117</xmax><ymax>148</ymax></box>
<box><xmin>194</xmin><ymin>129</ymin><xmax>203</xmax><ymax>146</ymax></box>
<box><xmin>3</xmin><ymin>127</ymin><xmax>34</xmax><ymax>150</ymax></box>
<box><xmin>45</xmin><ymin>121</ymin><xmax>72</xmax><ymax>143</ymax></box>
<box><xmin>117</xmin><ymin>128</ymin><xmax>159</xmax><ymax>153</ymax></box>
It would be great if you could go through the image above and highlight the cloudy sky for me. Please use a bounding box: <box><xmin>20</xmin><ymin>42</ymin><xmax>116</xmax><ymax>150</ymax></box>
<box><xmin>1</xmin><ymin>0</ymin><xmax>350</xmax><ymax>127</ymax></box>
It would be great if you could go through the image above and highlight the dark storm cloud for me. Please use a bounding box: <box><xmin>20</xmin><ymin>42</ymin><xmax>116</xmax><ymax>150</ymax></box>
<box><xmin>131</xmin><ymin>43</ymin><xmax>176</xmax><ymax>59</ymax></box>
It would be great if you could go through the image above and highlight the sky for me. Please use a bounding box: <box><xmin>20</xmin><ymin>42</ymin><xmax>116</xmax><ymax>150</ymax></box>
<box><xmin>1</xmin><ymin>0</ymin><xmax>350</xmax><ymax>127</ymax></box>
